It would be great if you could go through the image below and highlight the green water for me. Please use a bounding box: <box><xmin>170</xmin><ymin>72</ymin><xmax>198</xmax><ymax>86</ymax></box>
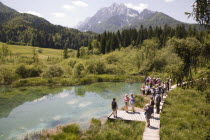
<box><xmin>0</xmin><ymin>82</ymin><xmax>141</xmax><ymax>140</ymax></box>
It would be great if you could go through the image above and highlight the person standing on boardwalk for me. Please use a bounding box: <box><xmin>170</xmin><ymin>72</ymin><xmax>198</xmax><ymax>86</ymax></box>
<box><xmin>149</xmin><ymin>96</ymin><xmax>155</xmax><ymax>118</ymax></box>
<box><xmin>124</xmin><ymin>94</ymin><xmax>130</xmax><ymax>113</ymax></box>
<box><xmin>112</xmin><ymin>98</ymin><xmax>118</xmax><ymax>118</ymax></box>
<box><xmin>155</xmin><ymin>93</ymin><xmax>162</xmax><ymax>114</ymax></box>
<box><xmin>130</xmin><ymin>94</ymin><xmax>135</xmax><ymax>112</ymax></box>
<box><xmin>144</xmin><ymin>104</ymin><xmax>152</xmax><ymax>127</ymax></box>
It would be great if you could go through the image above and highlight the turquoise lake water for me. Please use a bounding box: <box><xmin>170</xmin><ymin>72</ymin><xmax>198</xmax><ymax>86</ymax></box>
<box><xmin>0</xmin><ymin>82</ymin><xmax>141</xmax><ymax>140</ymax></box>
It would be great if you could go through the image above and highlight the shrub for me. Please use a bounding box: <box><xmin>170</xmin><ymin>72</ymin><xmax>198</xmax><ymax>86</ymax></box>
<box><xmin>15</xmin><ymin>64</ymin><xmax>42</xmax><ymax>78</ymax></box>
<box><xmin>29</xmin><ymin>65</ymin><xmax>42</xmax><ymax>77</ymax></box>
<box><xmin>15</xmin><ymin>64</ymin><xmax>29</xmax><ymax>78</ymax></box>
<box><xmin>86</xmin><ymin>60</ymin><xmax>106</xmax><ymax>74</ymax></box>
<box><xmin>74</xmin><ymin>63</ymin><xmax>85</xmax><ymax>78</ymax></box>
<box><xmin>62</xmin><ymin>124</ymin><xmax>80</xmax><ymax>134</ymax></box>
<box><xmin>42</xmin><ymin>66</ymin><xmax>64</xmax><ymax>78</ymax></box>
<box><xmin>0</xmin><ymin>65</ymin><xmax>16</xmax><ymax>84</ymax></box>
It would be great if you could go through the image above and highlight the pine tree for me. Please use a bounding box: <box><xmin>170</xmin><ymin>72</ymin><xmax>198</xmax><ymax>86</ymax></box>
<box><xmin>100</xmin><ymin>31</ymin><xmax>106</xmax><ymax>54</ymax></box>
<box><xmin>77</xmin><ymin>47</ymin><xmax>80</xmax><ymax>58</ymax></box>
<box><xmin>111</xmin><ymin>33</ymin><xmax>119</xmax><ymax>51</ymax></box>
<box><xmin>63</xmin><ymin>46</ymin><xmax>68</xmax><ymax>59</ymax></box>
<box><xmin>32</xmin><ymin>47</ymin><xmax>39</xmax><ymax>63</ymax></box>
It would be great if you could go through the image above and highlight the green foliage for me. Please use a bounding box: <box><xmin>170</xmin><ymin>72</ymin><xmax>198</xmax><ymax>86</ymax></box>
<box><xmin>15</xmin><ymin>64</ymin><xmax>42</xmax><ymax>78</ymax></box>
<box><xmin>42</xmin><ymin>66</ymin><xmax>64</xmax><ymax>78</ymax></box>
<box><xmin>86</xmin><ymin>60</ymin><xmax>106</xmax><ymax>74</ymax></box>
<box><xmin>134</xmin><ymin>95</ymin><xmax>150</xmax><ymax>108</ymax></box>
<box><xmin>160</xmin><ymin>88</ymin><xmax>210</xmax><ymax>140</ymax></box>
<box><xmin>15</xmin><ymin>64</ymin><xmax>29</xmax><ymax>78</ymax></box>
<box><xmin>186</xmin><ymin>0</ymin><xmax>210</xmax><ymax>27</ymax></box>
<box><xmin>84</xmin><ymin>120</ymin><xmax>145</xmax><ymax>140</ymax></box>
<box><xmin>62</xmin><ymin>124</ymin><xmax>80</xmax><ymax>134</ymax></box>
<box><xmin>74</xmin><ymin>63</ymin><xmax>85</xmax><ymax>78</ymax></box>
<box><xmin>0</xmin><ymin>65</ymin><xmax>15</xmax><ymax>84</ymax></box>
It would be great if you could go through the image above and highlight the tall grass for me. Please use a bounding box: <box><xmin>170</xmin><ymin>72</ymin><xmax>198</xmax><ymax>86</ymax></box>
<box><xmin>41</xmin><ymin>119</ymin><xmax>145</xmax><ymax>140</ymax></box>
<box><xmin>160</xmin><ymin>88</ymin><xmax>210</xmax><ymax>140</ymax></box>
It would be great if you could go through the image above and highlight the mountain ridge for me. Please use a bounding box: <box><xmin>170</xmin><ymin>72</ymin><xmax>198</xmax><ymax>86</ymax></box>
<box><xmin>77</xmin><ymin>3</ymin><xmax>187</xmax><ymax>33</ymax></box>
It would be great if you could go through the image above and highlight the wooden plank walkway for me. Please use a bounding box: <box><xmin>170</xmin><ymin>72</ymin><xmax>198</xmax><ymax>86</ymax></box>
<box><xmin>143</xmin><ymin>84</ymin><xmax>177</xmax><ymax>140</ymax></box>
<box><xmin>107</xmin><ymin>84</ymin><xmax>177</xmax><ymax>140</ymax></box>
<box><xmin>108</xmin><ymin>110</ymin><xmax>160</xmax><ymax>123</ymax></box>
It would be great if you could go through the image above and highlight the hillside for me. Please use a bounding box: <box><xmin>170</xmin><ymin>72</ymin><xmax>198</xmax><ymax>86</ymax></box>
<box><xmin>0</xmin><ymin>2</ymin><xmax>96</xmax><ymax>50</ymax></box>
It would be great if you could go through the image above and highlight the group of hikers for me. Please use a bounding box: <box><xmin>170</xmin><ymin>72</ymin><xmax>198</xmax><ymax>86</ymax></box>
<box><xmin>111</xmin><ymin>77</ymin><xmax>172</xmax><ymax>127</ymax></box>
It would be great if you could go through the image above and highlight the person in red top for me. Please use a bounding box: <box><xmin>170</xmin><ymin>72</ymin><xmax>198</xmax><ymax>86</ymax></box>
<box><xmin>124</xmin><ymin>94</ymin><xmax>130</xmax><ymax>113</ymax></box>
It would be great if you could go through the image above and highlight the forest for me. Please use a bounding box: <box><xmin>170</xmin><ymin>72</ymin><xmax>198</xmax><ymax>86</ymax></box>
<box><xmin>0</xmin><ymin>24</ymin><xmax>209</xmax><ymax>87</ymax></box>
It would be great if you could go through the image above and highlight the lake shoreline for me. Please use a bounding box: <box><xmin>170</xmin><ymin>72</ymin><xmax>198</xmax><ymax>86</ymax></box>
<box><xmin>0</xmin><ymin>74</ymin><xmax>145</xmax><ymax>88</ymax></box>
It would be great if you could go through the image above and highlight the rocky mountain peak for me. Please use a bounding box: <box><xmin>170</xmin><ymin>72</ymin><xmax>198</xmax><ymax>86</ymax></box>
<box><xmin>77</xmin><ymin>3</ymin><xmax>180</xmax><ymax>33</ymax></box>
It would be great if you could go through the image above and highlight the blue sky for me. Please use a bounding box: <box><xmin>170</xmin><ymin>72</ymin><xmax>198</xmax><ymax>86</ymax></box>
<box><xmin>0</xmin><ymin>0</ymin><xmax>196</xmax><ymax>28</ymax></box>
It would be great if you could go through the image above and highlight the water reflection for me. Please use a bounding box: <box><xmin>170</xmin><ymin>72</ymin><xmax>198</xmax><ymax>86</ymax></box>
<box><xmin>0</xmin><ymin>82</ymin><xmax>141</xmax><ymax>140</ymax></box>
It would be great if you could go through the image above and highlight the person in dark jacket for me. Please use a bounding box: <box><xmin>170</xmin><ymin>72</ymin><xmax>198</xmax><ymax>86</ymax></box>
<box><xmin>112</xmin><ymin>98</ymin><xmax>118</xmax><ymax>118</ymax></box>
<box><xmin>155</xmin><ymin>93</ymin><xmax>161</xmax><ymax>114</ymax></box>
<box><xmin>149</xmin><ymin>96</ymin><xmax>155</xmax><ymax>118</ymax></box>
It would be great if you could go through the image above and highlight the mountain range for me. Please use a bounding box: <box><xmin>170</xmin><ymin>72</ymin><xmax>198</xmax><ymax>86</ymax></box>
<box><xmin>77</xmin><ymin>3</ymin><xmax>187</xmax><ymax>33</ymax></box>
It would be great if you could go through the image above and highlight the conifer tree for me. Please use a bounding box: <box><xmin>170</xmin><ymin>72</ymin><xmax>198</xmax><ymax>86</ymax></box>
<box><xmin>63</xmin><ymin>46</ymin><xmax>68</xmax><ymax>59</ymax></box>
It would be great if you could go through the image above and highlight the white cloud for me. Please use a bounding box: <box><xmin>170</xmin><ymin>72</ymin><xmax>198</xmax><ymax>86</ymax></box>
<box><xmin>53</xmin><ymin>115</ymin><xmax>61</xmax><ymax>121</ymax></box>
<box><xmin>52</xmin><ymin>12</ymin><xmax>66</xmax><ymax>18</ymax></box>
<box><xmin>164</xmin><ymin>0</ymin><xmax>174</xmax><ymax>2</ymax></box>
<box><xmin>125</xmin><ymin>3</ymin><xmax>148</xmax><ymax>12</ymax></box>
<box><xmin>78</xmin><ymin>102</ymin><xmax>92</xmax><ymax>107</ymax></box>
<box><xmin>66</xmin><ymin>100</ymin><xmax>78</xmax><ymax>105</ymax></box>
<box><xmin>62</xmin><ymin>4</ymin><xmax>75</xmax><ymax>11</ymax></box>
<box><xmin>72</xmin><ymin>1</ymin><xmax>88</xmax><ymax>7</ymax></box>
<box><xmin>24</xmin><ymin>11</ymin><xmax>43</xmax><ymax>17</ymax></box>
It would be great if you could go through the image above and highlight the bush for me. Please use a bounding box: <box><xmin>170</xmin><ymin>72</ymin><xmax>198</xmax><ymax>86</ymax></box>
<box><xmin>15</xmin><ymin>64</ymin><xmax>42</xmax><ymax>78</ymax></box>
<box><xmin>86</xmin><ymin>60</ymin><xmax>106</xmax><ymax>74</ymax></box>
<box><xmin>62</xmin><ymin>124</ymin><xmax>80</xmax><ymax>134</ymax></box>
<box><xmin>15</xmin><ymin>64</ymin><xmax>29</xmax><ymax>78</ymax></box>
<box><xmin>74</xmin><ymin>63</ymin><xmax>85</xmax><ymax>78</ymax></box>
<box><xmin>42</xmin><ymin>66</ymin><xmax>64</xmax><ymax>78</ymax></box>
<box><xmin>0</xmin><ymin>65</ymin><xmax>16</xmax><ymax>84</ymax></box>
<box><xmin>29</xmin><ymin>65</ymin><xmax>42</xmax><ymax>77</ymax></box>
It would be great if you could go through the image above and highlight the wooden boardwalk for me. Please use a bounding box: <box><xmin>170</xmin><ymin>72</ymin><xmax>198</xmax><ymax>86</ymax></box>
<box><xmin>108</xmin><ymin>110</ymin><xmax>160</xmax><ymax>123</ymax></box>
<box><xmin>143</xmin><ymin>84</ymin><xmax>177</xmax><ymax>140</ymax></box>
<box><xmin>108</xmin><ymin>84</ymin><xmax>177</xmax><ymax>140</ymax></box>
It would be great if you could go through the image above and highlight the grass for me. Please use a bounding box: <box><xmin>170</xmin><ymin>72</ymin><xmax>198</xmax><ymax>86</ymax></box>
<box><xmin>11</xmin><ymin>74</ymin><xmax>144</xmax><ymax>87</ymax></box>
<box><xmin>160</xmin><ymin>88</ymin><xmax>210</xmax><ymax>140</ymax></box>
<box><xmin>0</xmin><ymin>42</ymin><xmax>63</xmax><ymax>59</ymax></box>
<box><xmin>41</xmin><ymin>119</ymin><xmax>145</xmax><ymax>140</ymax></box>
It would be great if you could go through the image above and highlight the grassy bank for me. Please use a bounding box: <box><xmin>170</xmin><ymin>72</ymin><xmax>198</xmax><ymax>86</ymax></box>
<box><xmin>160</xmin><ymin>88</ymin><xmax>210</xmax><ymax>140</ymax></box>
<box><xmin>41</xmin><ymin>119</ymin><xmax>145</xmax><ymax>140</ymax></box>
<box><xmin>11</xmin><ymin>74</ymin><xmax>144</xmax><ymax>87</ymax></box>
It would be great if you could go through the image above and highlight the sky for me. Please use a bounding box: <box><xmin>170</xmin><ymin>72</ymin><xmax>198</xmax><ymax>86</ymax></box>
<box><xmin>0</xmin><ymin>0</ymin><xmax>196</xmax><ymax>28</ymax></box>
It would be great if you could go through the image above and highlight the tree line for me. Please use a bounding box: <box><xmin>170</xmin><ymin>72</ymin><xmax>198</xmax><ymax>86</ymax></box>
<box><xmin>86</xmin><ymin>24</ymin><xmax>208</xmax><ymax>55</ymax></box>
<box><xmin>0</xmin><ymin>24</ymin><xmax>96</xmax><ymax>50</ymax></box>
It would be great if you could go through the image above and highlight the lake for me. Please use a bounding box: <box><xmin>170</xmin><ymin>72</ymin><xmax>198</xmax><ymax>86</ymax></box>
<box><xmin>0</xmin><ymin>82</ymin><xmax>141</xmax><ymax>140</ymax></box>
